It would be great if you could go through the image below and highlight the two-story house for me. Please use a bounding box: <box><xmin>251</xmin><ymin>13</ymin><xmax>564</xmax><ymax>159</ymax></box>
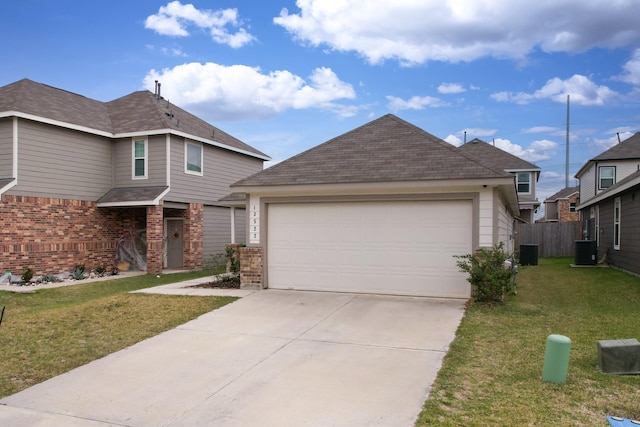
<box><xmin>575</xmin><ymin>132</ymin><xmax>640</xmax><ymax>275</ymax></box>
<box><xmin>0</xmin><ymin>79</ymin><xmax>269</xmax><ymax>275</ymax></box>
<box><xmin>458</xmin><ymin>138</ymin><xmax>541</xmax><ymax>223</ymax></box>
<box><xmin>543</xmin><ymin>186</ymin><xmax>579</xmax><ymax>223</ymax></box>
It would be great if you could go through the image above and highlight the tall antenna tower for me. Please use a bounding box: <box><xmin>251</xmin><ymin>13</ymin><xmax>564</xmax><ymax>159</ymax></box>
<box><xmin>565</xmin><ymin>95</ymin><xmax>570</xmax><ymax>188</ymax></box>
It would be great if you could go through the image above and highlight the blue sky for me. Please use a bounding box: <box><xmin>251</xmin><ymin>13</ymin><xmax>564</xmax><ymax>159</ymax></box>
<box><xmin>3</xmin><ymin>0</ymin><xmax>640</xmax><ymax>214</ymax></box>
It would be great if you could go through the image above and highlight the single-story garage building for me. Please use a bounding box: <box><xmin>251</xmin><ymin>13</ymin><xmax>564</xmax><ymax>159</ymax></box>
<box><xmin>231</xmin><ymin>114</ymin><xmax>519</xmax><ymax>299</ymax></box>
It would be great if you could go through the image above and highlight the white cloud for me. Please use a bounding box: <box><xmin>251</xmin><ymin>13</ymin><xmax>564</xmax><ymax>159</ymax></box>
<box><xmin>273</xmin><ymin>1</ymin><xmax>640</xmax><ymax>65</ymax></box>
<box><xmin>143</xmin><ymin>62</ymin><xmax>356</xmax><ymax>120</ymax></box>
<box><xmin>386</xmin><ymin>95</ymin><xmax>447</xmax><ymax>111</ymax></box>
<box><xmin>438</xmin><ymin>83</ymin><xmax>466</xmax><ymax>94</ymax></box>
<box><xmin>593</xmin><ymin>131</ymin><xmax>634</xmax><ymax>150</ymax></box>
<box><xmin>444</xmin><ymin>134</ymin><xmax>462</xmax><ymax>146</ymax></box>
<box><xmin>463</xmin><ymin>128</ymin><xmax>497</xmax><ymax>138</ymax></box>
<box><xmin>145</xmin><ymin>1</ymin><xmax>255</xmax><ymax>48</ymax></box>
<box><xmin>523</xmin><ymin>126</ymin><xmax>559</xmax><ymax>134</ymax></box>
<box><xmin>615</xmin><ymin>48</ymin><xmax>640</xmax><ymax>85</ymax></box>
<box><xmin>494</xmin><ymin>138</ymin><xmax>557</xmax><ymax>163</ymax></box>
<box><xmin>491</xmin><ymin>74</ymin><xmax>618</xmax><ymax>106</ymax></box>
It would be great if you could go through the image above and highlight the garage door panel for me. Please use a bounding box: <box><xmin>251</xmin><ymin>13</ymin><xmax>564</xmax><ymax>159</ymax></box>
<box><xmin>268</xmin><ymin>200</ymin><xmax>472</xmax><ymax>298</ymax></box>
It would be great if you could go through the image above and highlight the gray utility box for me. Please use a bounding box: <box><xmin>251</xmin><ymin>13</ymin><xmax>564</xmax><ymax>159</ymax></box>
<box><xmin>597</xmin><ymin>339</ymin><xmax>640</xmax><ymax>374</ymax></box>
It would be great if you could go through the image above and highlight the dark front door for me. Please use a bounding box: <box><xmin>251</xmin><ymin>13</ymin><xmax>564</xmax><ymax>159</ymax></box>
<box><xmin>166</xmin><ymin>219</ymin><xmax>184</xmax><ymax>268</ymax></box>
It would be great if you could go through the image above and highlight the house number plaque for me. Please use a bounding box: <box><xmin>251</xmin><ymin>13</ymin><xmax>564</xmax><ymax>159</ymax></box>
<box><xmin>249</xmin><ymin>200</ymin><xmax>260</xmax><ymax>244</ymax></box>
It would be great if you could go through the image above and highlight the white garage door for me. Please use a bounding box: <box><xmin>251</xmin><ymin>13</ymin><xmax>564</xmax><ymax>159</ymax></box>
<box><xmin>267</xmin><ymin>200</ymin><xmax>472</xmax><ymax>298</ymax></box>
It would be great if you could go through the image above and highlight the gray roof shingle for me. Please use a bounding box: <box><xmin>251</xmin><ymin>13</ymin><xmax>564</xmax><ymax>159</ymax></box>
<box><xmin>592</xmin><ymin>132</ymin><xmax>640</xmax><ymax>161</ymax></box>
<box><xmin>233</xmin><ymin>114</ymin><xmax>512</xmax><ymax>187</ymax></box>
<box><xmin>458</xmin><ymin>138</ymin><xmax>540</xmax><ymax>172</ymax></box>
<box><xmin>544</xmin><ymin>186</ymin><xmax>578</xmax><ymax>202</ymax></box>
<box><xmin>0</xmin><ymin>79</ymin><xmax>267</xmax><ymax>158</ymax></box>
<box><xmin>97</xmin><ymin>186</ymin><xmax>169</xmax><ymax>205</ymax></box>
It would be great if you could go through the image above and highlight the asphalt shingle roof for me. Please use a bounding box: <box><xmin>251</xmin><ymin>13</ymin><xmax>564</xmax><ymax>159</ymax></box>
<box><xmin>233</xmin><ymin>114</ymin><xmax>512</xmax><ymax>187</ymax></box>
<box><xmin>544</xmin><ymin>186</ymin><xmax>578</xmax><ymax>202</ymax></box>
<box><xmin>0</xmin><ymin>79</ymin><xmax>267</xmax><ymax>158</ymax></box>
<box><xmin>458</xmin><ymin>138</ymin><xmax>540</xmax><ymax>172</ymax></box>
<box><xmin>592</xmin><ymin>132</ymin><xmax>640</xmax><ymax>160</ymax></box>
<box><xmin>97</xmin><ymin>186</ymin><xmax>169</xmax><ymax>204</ymax></box>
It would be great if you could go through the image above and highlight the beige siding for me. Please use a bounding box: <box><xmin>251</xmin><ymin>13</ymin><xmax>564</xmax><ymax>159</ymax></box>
<box><xmin>167</xmin><ymin>136</ymin><xmax>263</xmax><ymax>204</ymax></box>
<box><xmin>495</xmin><ymin>189</ymin><xmax>515</xmax><ymax>253</ymax></box>
<box><xmin>7</xmin><ymin>120</ymin><xmax>112</xmax><ymax>199</ymax></box>
<box><xmin>0</xmin><ymin>118</ymin><xmax>13</xmax><ymax>178</ymax></box>
<box><xmin>113</xmin><ymin>135</ymin><xmax>167</xmax><ymax>187</ymax></box>
<box><xmin>478</xmin><ymin>187</ymin><xmax>494</xmax><ymax>247</ymax></box>
<box><xmin>580</xmin><ymin>166</ymin><xmax>596</xmax><ymax>203</ymax></box>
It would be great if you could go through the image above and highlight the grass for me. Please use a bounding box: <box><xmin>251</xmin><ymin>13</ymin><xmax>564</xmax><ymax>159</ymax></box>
<box><xmin>416</xmin><ymin>257</ymin><xmax>640</xmax><ymax>426</ymax></box>
<box><xmin>0</xmin><ymin>269</ymin><xmax>236</xmax><ymax>398</ymax></box>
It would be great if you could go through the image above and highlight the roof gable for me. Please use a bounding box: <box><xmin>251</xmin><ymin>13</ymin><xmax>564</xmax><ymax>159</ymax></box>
<box><xmin>234</xmin><ymin>114</ymin><xmax>512</xmax><ymax>187</ymax></box>
<box><xmin>0</xmin><ymin>78</ymin><xmax>267</xmax><ymax>159</ymax></box>
<box><xmin>593</xmin><ymin>132</ymin><xmax>640</xmax><ymax>161</ymax></box>
<box><xmin>545</xmin><ymin>186</ymin><xmax>579</xmax><ymax>202</ymax></box>
<box><xmin>458</xmin><ymin>138</ymin><xmax>540</xmax><ymax>174</ymax></box>
<box><xmin>0</xmin><ymin>79</ymin><xmax>113</xmax><ymax>132</ymax></box>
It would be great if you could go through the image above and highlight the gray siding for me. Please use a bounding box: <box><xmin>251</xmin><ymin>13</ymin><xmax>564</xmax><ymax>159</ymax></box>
<box><xmin>234</xmin><ymin>207</ymin><xmax>246</xmax><ymax>244</ymax></box>
<box><xmin>203</xmin><ymin>205</ymin><xmax>230</xmax><ymax>259</ymax></box>
<box><xmin>167</xmin><ymin>136</ymin><xmax>263</xmax><ymax>204</ymax></box>
<box><xmin>7</xmin><ymin>119</ymin><xmax>112</xmax><ymax>199</ymax></box>
<box><xmin>0</xmin><ymin>118</ymin><xmax>13</xmax><ymax>178</ymax></box>
<box><xmin>599</xmin><ymin>189</ymin><xmax>640</xmax><ymax>275</ymax></box>
<box><xmin>113</xmin><ymin>135</ymin><xmax>167</xmax><ymax>187</ymax></box>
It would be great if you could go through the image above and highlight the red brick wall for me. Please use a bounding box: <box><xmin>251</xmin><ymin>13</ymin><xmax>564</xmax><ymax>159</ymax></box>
<box><xmin>146</xmin><ymin>204</ymin><xmax>164</xmax><ymax>275</ymax></box>
<box><xmin>0</xmin><ymin>195</ymin><xmax>145</xmax><ymax>275</ymax></box>
<box><xmin>558</xmin><ymin>195</ymin><xmax>579</xmax><ymax>223</ymax></box>
<box><xmin>240</xmin><ymin>246</ymin><xmax>263</xmax><ymax>289</ymax></box>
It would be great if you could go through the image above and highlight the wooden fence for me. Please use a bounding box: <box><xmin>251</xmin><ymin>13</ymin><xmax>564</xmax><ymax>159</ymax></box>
<box><xmin>516</xmin><ymin>222</ymin><xmax>581</xmax><ymax>257</ymax></box>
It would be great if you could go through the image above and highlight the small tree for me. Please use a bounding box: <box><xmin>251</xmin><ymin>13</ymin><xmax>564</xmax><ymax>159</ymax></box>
<box><xmin>455</xmin><ymin>243</ymin><xmax>516</xmax><ymax>302</ymax></box>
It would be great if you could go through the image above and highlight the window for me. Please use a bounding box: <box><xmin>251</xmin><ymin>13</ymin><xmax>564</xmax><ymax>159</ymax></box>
<box><xmin>599</xmin><ymin>166</ymin><xmax>615</xmax><ymax>189</ymax></box>
<box><xmin>614</xmin><ymin>197</ymin><xmax>621</xmax><ymax>250</ymax></box>
<box><xmin>569</xmin><ymin>202</ymin><xmax>576</xmax><ymax>213</ymax></box>
<box><xmin>132</xmin><ymin>138</ymin><xmax>147</xmax><ymax>179</ymax></box>
<box><xmin>185</xmin><ymin>141</ymin><xmax>203</xmax><ymax>175</ymax></box>
<box><xmin>517</xmin><ymin>173</ymin><xmax>530</xmax><ymax>193</ymax></box>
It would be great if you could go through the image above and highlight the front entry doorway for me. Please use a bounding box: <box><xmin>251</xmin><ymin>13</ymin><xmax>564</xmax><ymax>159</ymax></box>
<box><xmin>165</xmin><ymin>218</ymin><xmax>184</xmax><ymax>268</ymax></box>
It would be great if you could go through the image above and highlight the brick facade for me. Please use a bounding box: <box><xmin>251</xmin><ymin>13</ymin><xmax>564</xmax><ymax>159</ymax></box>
<box><xmin>558</xmin><ymin>195</ymin><xmax>579</xmax><ymax>223</ymax></box>
<box><xmin>0</xmin><ymin>196</ymin><xmax>205</xmax><ymax>276</ymax></box>
<box><xmin>0</xmin><ymin>195</ymin><xmax>145</xmax><ymax>275</ymax></box>
<box><xmin>239</xmin><ymin>246</ymin><xmax>263</xmax><ymax>289</ymax></box>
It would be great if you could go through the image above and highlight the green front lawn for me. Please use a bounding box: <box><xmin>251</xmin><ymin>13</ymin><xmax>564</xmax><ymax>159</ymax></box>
<box><xmin>417</xmin><ymin>258</ymin><xmax>640</xmax><ymax>426</ymax></box>
<box><xmin>0</xmin><ymin>270</ymin><xmax>235</xmax><ymax>398</ymax></box>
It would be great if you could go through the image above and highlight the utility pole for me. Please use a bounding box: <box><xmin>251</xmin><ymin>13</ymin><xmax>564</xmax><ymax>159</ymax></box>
<box><xmin>565</xmin><ymin>95</ymin><xmax>570</xmax><ymax>188</ymax></box>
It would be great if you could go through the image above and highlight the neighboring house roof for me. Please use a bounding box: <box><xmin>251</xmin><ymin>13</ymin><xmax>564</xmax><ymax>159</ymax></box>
<box><xmin>96</xmin><ymin>186</ymin><xmax>169</xmax><ymax>207</ymax></box>
<box><xmin>544</xmin><ymin>186</ymin><xmax>579</xmax><ymax>202</ymax></box>
<box><xmin>0</xmin><ymin>78</ymin><xmax>269</xmax><ymax>160</ymax></box>
<box><xmin>233</xmin><ymin>114</ymin><xmax>512</xmax><ymax>188</ymax></box>
<box><xmin>575</xmin><ymin>132</ymin><xmax>640</xmax><ymax>177</ymax></box>
<box><xmin>578</xmin><ymin>170</ymin><xmax>640</xmax><ymax>209</ymax></box>
<box><xmin>458</xmin><ymin>138</ymin><xmax>541</xmax><ymax>179</ymax></box>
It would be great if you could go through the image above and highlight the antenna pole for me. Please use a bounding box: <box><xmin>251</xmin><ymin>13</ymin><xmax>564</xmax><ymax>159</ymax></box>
<box><xmin>565</xmin><ymin>95</ymin><xmax>570</xmax><ymax>188</ymax></box>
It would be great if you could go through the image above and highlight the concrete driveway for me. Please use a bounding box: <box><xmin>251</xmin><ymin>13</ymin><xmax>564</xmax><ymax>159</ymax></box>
<box><xmin>0</xmin><ymin>290</ymin><xmax>465</xmax><ymax>427</ymax></box>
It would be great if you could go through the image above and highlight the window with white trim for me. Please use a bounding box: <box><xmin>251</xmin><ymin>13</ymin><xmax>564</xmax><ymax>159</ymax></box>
<box><xmin>569</xmin><ymin>202</ymin><xmax>576</xmax><ymax>213</ymax></box>
<box><xmin>132</xmin><ymin>138</ymin><xmax>147</xmax><ymax>179</ymax></box>
<box><xmin>599</xmin><ymin>166</ymin><xmax>615</xmax><ymax>189</ymax></box>
<box><xmin>614</xmin><ymin>197</ymin><xmax>621</xmax><ymax>250</ymax></box>
<box><xmin>185</xmin><ymin>141</ymin><xmax>203</xmax><ymax>175</ymax></box>
<box><xmin>517</xmin><ymin>173</ymin><xmax>531</xmax><ymax>194</ymax></box>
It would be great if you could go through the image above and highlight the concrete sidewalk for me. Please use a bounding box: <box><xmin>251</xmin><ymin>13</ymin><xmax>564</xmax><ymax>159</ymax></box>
<box><xmin>0</xmin><ymin>287</ymin><xmax>465</xmax><ymax>426</ymax></box>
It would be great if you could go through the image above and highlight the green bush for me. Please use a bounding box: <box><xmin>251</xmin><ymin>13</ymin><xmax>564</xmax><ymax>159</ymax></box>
<box><xmin>455</xmin><ymin>243</ymin><xmax>516</xmax><ymax>302</ymax></box>
<box><xmin>21</xmin><ymin>267</ymin><xmax>34</xmax><ymax>283</ymax></box>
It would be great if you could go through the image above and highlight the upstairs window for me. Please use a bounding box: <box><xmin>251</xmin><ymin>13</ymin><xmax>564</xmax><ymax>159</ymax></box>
<box><xmin>132</xmin><ymin>138</ymin><xmax>147</xmax><ymax>179</ymax></box>
<box><xmin>517</xmin><ymin>173</ymin><xmax>530</xmax><ymax>193</ymax></box>
<box><xmin>569</xmin><ymin>202</ymin><xmax>576</xmax><ymax>213</ymax></box>
<box><xmin>185</xmin><ymin>141</ymin><xmax>203</xmax><ymax>175</ymax></box>
<box><xmin>599</xmin><ymin>166</ymin><xmax>615</xmax><ymax>189</ymax></box>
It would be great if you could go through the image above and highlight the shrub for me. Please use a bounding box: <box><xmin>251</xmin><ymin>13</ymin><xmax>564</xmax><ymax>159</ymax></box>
<box><xmin>94</xmin><ymin>264</ymin><xmax>107</xmax><ymax>277</ymax></box>
<box><xmin>455</xmin><ymin>243</ymin><xmax>516</xmax><ymax>302</ymax></box>
<box><xmin>21</xmin><ymin>267</ymin><xmax>34</xmax><ymax>283</ymax></box>
<box><xmin>71</xmin><ymin>264</ymin><xmax>86</xmax><ymax>280</ymax></box>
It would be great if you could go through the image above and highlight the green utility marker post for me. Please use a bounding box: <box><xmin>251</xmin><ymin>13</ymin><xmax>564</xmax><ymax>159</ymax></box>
<box><xmin>542</xmin><ymin>334</ymin><xmax>571</xmax><ymax>384</ymax></box>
